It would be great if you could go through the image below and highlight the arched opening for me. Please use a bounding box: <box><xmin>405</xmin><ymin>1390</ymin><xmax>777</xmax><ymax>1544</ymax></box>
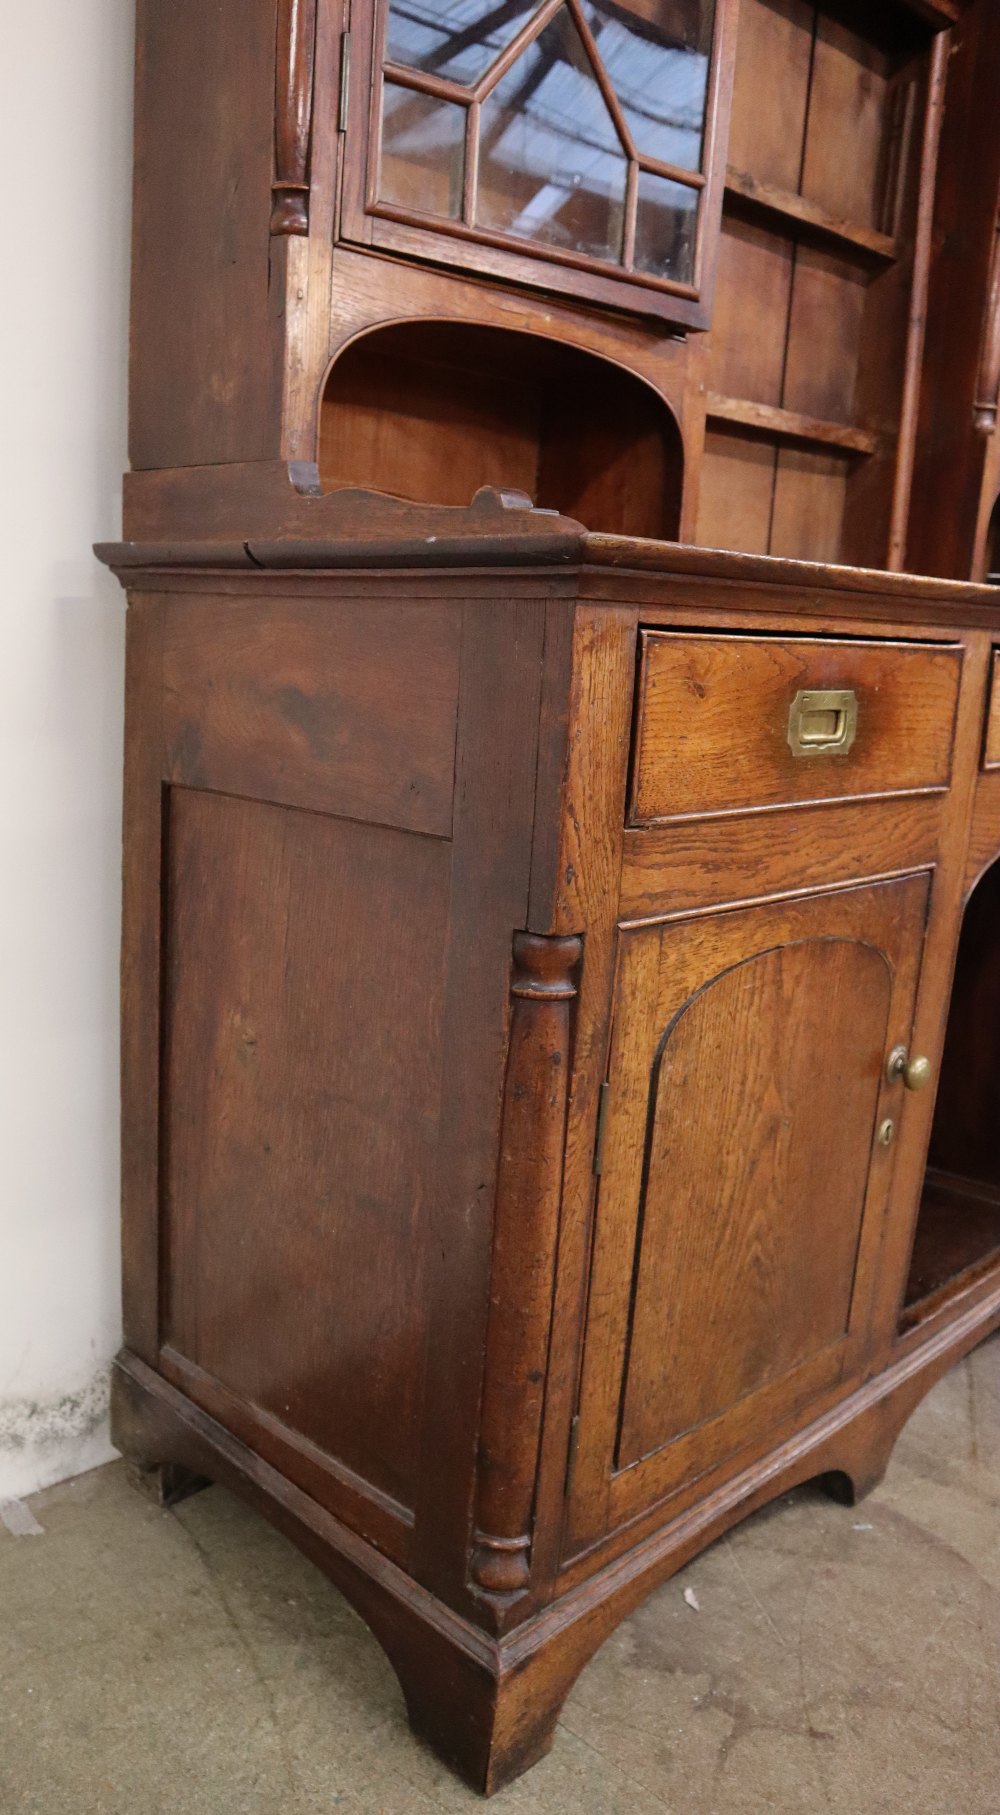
<box><xmin>318</xmin><ymin>321</ymin><xmax>684</xmax><ymax>539</ymax></box>
<box><xmin>902</xmin><ymin>858</ymin><xmax>1000</xmax><ymax>1327</ymax></box>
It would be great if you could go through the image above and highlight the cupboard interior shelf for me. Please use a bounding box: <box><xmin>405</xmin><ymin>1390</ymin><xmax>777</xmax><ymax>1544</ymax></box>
<box><xmin>705</xmin><ymin>393</ymin><xmax>882</xmax><ymax>458</ymax></box>
<box><xmin>724</xmin><ymin>168</ymin><xmax>899</xmax><ymax>266</ymax></box>
<box><xmin>900</xmin><ymin>1167</ymin><xmax>1000</xmax><ymax>1330</ymax></box>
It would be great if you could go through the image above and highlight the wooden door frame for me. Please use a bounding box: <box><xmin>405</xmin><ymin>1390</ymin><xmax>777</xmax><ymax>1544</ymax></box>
<box><xmin>337</xmin><ymin>0</ymin><xmax>740</xmax><ymax>327</ymax></box>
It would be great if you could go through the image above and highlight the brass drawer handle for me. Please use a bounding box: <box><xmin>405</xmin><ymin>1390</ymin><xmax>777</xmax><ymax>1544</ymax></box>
<box><xmin>887</xmin><ymin>1046</ymin><xmax>933</xmax><ymax>1091</ymax></box>
<box><xmin>788</xmin><ymin>689</ymin><xmax>859</xmax><ymax>758</ymax></box>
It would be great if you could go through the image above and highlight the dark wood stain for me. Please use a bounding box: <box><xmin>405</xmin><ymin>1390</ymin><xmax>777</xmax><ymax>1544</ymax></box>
<box><xmin>108</xmin><ymin>0</ymin><xmax>1000</xmax><ymax>1793</ymax></box>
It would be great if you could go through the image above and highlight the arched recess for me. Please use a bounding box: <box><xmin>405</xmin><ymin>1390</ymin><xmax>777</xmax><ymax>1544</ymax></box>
<box><xmin>901</xmin><ymin>856</ymin><xmax>1000</xmax><ymax>1327</ymax></box>
<box><xmin>318</xmin><ymin>320</ymin><xmax>684</xmax><ymax>538</ymax></box>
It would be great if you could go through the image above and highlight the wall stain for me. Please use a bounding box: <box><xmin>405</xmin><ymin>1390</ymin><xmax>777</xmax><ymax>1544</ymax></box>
<box><xmin>0</xmin><ymin>1368</ymin><xmax>109</xmax><ymax>1458</ymax></box>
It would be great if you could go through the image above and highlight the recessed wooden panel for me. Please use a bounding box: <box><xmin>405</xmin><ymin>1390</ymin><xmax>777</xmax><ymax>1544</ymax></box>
<box><xmin>695</xmin><ymin>428</ymin><xmax>776</xmax><ymax>555</ymax></box>
<box><xmin>162</xmin><ymin>789</ymin><xmax>452</xmax><ymax>1523</ymax></box>
<box><xmin>617</xmin><ymin>937</ymin><xmax>890</xmax><ymax>1466</ymax></box>
<box><xmin>800</xmin><ymin>10</ymin><xmax>890</xmax><ymax>232</ymax></box>
<box><xmin>630</xmin><ymin>630</ymin><xmax>963</xmax><ymax>823</ymax></box>
<box><xmin>709</xmin><ymin>220</ymin><xmax>795</xmax><ymax>406</ymax></box>
<box><xmin>769</xmin><ymin>446</ymin><xmax>848</xmax><ymax>563</ymax></box>
<box><xmin>162</xmin><ymin>597</ymin><xmax>461</xmax><ymax>836</ymax></box>
<box><xmin>728</xmin><ymin>0</ymin><xmax>814</xmax><ymax>191</ymax></box>
<box><xmin>782</xmin><ymin>247</ymin><xmax>868</xmax><ymax>425</ymax></box>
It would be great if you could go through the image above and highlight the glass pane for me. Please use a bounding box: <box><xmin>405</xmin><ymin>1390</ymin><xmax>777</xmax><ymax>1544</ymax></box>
<box><xmin>386</xmin><ymin>0</ymin><xmax>540</xmax><ymax>86</ymax></box>
<box><xmin>633</xmin><ymin>169</ymin><xmax>698</xmax><ymax>281</ymax></box>
<box><xmin>477</xmin><ymin>8</ymin><xmax>628</xmax><ymax>261</ymax></box>
<box><xmin>379</xmin><ymin>83</ymin><xmax>467</xmax><ymax>218</ymax></box>
<box><xmin>580</xmin><ymin>0</ymin><xmax>715</xmax><ymax>172</ymax></box>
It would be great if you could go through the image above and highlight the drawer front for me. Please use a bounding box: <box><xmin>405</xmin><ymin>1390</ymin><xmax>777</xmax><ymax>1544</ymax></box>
<box><xmin>629</xmin><ymin>631</ymin><xmax>963</xmax><ymax>825</ymax></box>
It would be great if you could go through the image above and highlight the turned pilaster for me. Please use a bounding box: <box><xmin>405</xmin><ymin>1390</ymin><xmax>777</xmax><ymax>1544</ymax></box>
<box><xmin>469</xmin><ymin>931</ymin><xmax>582</xmax><ymax>1622</ymax></box>
<box><xmin>975</xmin><ymin>206</ymin><xmax>1000</xmax><ymax>434</ymax></box>
<box><xmin>270</xmin><ymin>0</ymin><xmax>318</xmax><ymax>235</ymax></box>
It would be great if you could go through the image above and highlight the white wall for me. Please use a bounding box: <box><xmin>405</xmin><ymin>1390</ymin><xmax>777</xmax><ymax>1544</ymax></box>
<box><xmin>0</xmin><ymin>1</ymin><xmax>133</xmax><ymax>1498</ymax></box>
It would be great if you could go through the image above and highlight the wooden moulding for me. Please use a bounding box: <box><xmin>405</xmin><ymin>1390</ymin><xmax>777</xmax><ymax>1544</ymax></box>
<box><xmin>104</xmin><ymin>471</ymin><xmax>586</xmax><ymax>569</ymax></box>
<box><xmin>270</xmin><ymin>0</ymin><xmax>318</xmax><ymax>235</ymax></box>
<box><xmin>469</xmin><ymin>932</ymin><xmax>583</xmax><ymax>1630</ymax></box>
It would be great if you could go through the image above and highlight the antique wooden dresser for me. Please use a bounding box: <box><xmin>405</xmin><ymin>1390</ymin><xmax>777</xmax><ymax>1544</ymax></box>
<box><xmin>101</xmin><ymin>0</ymin><xmax>1000</xmax><ymax>1793</ymax></box>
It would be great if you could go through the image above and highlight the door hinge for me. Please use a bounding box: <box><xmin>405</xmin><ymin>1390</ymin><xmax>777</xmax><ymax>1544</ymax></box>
<box><xmin>564</xmin><ymin>1413</ymin><xmax>581</xmax><ymax>1495</ymax></box>
<box><xmin>593</xmin><ymin>1079</ymin><xmax>611</xmax><ymax>1176</ymax></box>
<box><xmin>338</xmin><ymin>31</ymin><xmax>352</xmax><ymax>131</ymax></box>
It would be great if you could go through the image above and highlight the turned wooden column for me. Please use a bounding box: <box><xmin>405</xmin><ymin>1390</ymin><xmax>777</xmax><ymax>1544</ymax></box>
<box><xmin>975</xmin><ymin>206</ymin><xmax>1000</xmax><ymax>434</ymax></box>
<box><xmin>469</xmin><ymin>931</ymin><xmax>583</xmax><ymax>1618</ymax></box>
<box><xmin>270</xmin><ymin>0</ymin><xmax>318</xmax><ymax>235</ymax></box>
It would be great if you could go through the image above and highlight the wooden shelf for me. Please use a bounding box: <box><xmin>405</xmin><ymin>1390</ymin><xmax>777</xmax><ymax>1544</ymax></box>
<box><xmin>706</xmin><ymin>393</ymin><xmax>882</xmax><ymax>458</ymax></box>
<box><xmin>724</xmin><ymin>168</ymin><xmax>898</xmax><ymax>266</ymax></box>
<box><xmin>900</xmin><ymin>1168</ymin><xmax>1000</xmax><ymax>1331</ymax></box>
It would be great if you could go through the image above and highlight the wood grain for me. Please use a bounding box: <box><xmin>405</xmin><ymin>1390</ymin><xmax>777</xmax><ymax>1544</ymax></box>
<box><xmin>470</xmin><ymin>933</ymin><xmax>582</xmax><ymax>1622</ymax></box>
<box><xmin>706</xmin><ymin>393</ymin><xmax>878</xmax><ymax>456</ymax></box>
<box><xmin>130</xmin><ymin>0</ymin><xmax>280</xmax><ymax>469</ymax></box>
<box><xmin>411</xmin><ymin>596</ymin><xmax>549</xmax><ymax>1610</ymax></box>
<box><xmin>618</xmin><ymin>936</ymin><xmax>892</xmax><ymax>1465</ymax></box>
<box><xmin>161</xmin><ymin>595</ymin><xmax>461</xmax><ymax>836</ymax></box>
<box><xmin>630</xmin><ymin>630</ymin><xmax>963</xmax><ymax>823</ymax></box>
<box><xmin>619</xmin><ymin>795</ymin><xmax>942</xmax><ymax>921</ymax></box>
<box><xmin>162</xmin><ymin>789</ymin><xmax>451</xmax><ymax>1520</ymax></box>
<box><xmin>724</xmin><ymin>168</ymin><xmax>897</xmax><ymax>263</ymax></box>
<box><xmin>320</xmin><ymin>322</ymin><xmax>682</xmax><ymax>537</ymax></box>
<box><xmin>271</xmin><ymin>0</ymin><xmax>318</xmax><ymax>234</ymax></box>
<box><xmin>570</xmin><ymin>873</ymin><xmax>929</xmax><ymax>1543</ymax></box>
<box><xmin>120</xmin><ymin>598</ymin><xmax>165</xmax><ymax>1363</ymax></box>
<box><xmin>111</xmin><ymin>0</ymin><xmax>1000</xmax><ymax>1786</ymax></box>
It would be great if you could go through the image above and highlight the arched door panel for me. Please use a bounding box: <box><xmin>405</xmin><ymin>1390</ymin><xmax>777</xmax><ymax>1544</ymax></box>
<box><xmin>567</xmin><ymin>873</ymin><xmax>929</xmax><ymax>1552</ymax></box>
<box><xmin>618</xmin><ymin>937</ymin><xmax>891</xmax><ymax>1468</ymax></box>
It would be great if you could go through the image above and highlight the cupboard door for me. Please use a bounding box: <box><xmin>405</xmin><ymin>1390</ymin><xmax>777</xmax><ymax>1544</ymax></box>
<box><xmin>339</xmin><ymin>0</ymin><xmax>740</xmax><ymax>327</ymax></box>
<box><xmin>567</xmin><ymin>874</ymin><xmax>928</xmax><ymax>1550</ymax></box>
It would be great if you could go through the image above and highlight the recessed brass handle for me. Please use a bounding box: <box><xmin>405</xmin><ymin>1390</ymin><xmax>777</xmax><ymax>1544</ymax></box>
<box><xmin>788</xmin><ymin>689</ymin><xmax>859</xmax><ymax>759</ymax></box>
<box><xmin>887</xmin><ymin>1045</ymin><xmax>933</xmax><ymax>1091</ymax></box>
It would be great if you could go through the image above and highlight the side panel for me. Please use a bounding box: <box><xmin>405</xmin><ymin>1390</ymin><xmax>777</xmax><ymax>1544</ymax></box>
<box><xmin>161</xmin><ymin>791</ymin><xmax>450</xmax><ymax>1531</ymax></box>
<box><xmin>118</xmin><ymin>584</ymin><xmax>548</xmax><ymax>1598</ymax></box>
<box><xmin>130</xmin><ymin>0</ymin><xmax>281</xmax><ymax>468</ymax></box>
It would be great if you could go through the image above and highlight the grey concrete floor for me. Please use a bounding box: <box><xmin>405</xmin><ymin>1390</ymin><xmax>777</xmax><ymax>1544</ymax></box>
<box><xmin>2</xmin><ymin>1337</ymin><xmax>998</xmax><ymax>1815</ymax></box>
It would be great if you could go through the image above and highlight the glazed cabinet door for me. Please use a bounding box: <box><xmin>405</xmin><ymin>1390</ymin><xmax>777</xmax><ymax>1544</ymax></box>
<box><xmin>338</xmin><ymin>0</ymin><xmax>740</xmax><ymax>326</ymax></box>
<box><xmin>566</xmin><ymin>873</ymin><xmax>929</xmax><ymax>1551</ymax></box>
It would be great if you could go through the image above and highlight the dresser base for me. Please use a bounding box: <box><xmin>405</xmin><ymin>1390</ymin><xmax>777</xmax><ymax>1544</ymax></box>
<box><xmin>111</xmin><ymin>1287</ymin><xmax>1000</xmax><ymax>1795</ymax></box>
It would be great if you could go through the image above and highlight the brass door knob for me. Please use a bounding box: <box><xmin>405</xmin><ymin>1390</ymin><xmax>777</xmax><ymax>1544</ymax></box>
<box><xmin>887</xmin><ymin>1046</ymin><xmax>933</xmax><ymax>1092</ymax></box>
